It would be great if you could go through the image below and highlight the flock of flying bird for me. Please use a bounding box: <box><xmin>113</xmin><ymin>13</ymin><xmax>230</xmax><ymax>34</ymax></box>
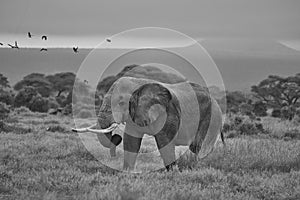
<box><xmin>0</xmin><ymin>32</ymin><xmax>112</xmax><ymax>53</ymax></box>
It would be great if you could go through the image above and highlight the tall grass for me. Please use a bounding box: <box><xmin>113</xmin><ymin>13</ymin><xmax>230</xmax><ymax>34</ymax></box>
<box><xmin>0</xmin><ymin>111</ymin><xmax>300</xmax><ymax>199</ymax></box>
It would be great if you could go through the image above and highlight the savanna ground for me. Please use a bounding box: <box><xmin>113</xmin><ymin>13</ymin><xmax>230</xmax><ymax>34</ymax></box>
<box><xmin>1</xmin><ymin>109</ymin><xmax>300</xmax><ymax>200</ymax></box>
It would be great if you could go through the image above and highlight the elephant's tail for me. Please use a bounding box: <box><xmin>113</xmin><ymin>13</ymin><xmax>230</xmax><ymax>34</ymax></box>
<box><xmin>220</xmin><ymin>130</ymin><xmax>225</xmax><ymax>147</ymax></box>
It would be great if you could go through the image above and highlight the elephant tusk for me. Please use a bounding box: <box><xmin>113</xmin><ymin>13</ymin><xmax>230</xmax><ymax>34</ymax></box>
<box><xmin>72</xmin><ymin>123</ymin><xmax>119</xmax><ymax>134</ymax></box>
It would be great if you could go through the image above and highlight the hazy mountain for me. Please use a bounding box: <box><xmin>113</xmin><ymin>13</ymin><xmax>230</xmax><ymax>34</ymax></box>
<box><xmin>1</xmin><ymin>39</ymin><xmax>300</xmax><ymax>91</ymax></box>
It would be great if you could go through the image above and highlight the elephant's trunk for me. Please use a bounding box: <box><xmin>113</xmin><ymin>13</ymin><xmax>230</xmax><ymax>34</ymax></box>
<box><xmin>72</xmin><ymin>91</ymin><xmax>122</xmax><ymax>157</ymax></box>
<box><xmin>96</xmin><ymin>108</ymin><xmax>122</xmax><ymax>155</ymax></box>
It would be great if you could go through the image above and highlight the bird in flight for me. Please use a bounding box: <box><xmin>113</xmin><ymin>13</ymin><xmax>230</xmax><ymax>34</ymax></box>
<box><xmin>73</xmin><ymin>47</ymin><xmax>78</xmax><ymax>53</ymax></box>
<box><xmin>41</xmin><ymin>35</ymin><xmax>47</xmax><ymax>40</ymax></box>
<box><xmin>8</xmin><ymin>41</ymin><xmax>19</xmax><ymax>49</ymax></box>
<box><xmin>28</xmin><ymin>32</ymin><xmax>33</xmax><ymax>38</ymax></box>
<box><xmin>40</xmin><ymin>48</ymin><xmax>47</xmax><ymax>51</ymax></box>
<box><xmin>106</xmin><ymin>38</ymin><xmax>111</xmax><ymax>42</ymax></box>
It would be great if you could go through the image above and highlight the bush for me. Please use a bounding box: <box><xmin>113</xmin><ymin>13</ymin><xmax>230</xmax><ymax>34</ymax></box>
<box><xmin>14</xmin><ymin>106</ymin><xmax>31</xmax><ymax>113</ymax></box>
<box><xmin>296</xmin><ymin>108</ymin><xmax>300</xmax><ymax>117</ymax></box>
<box><xmin>55</xmin><ymin>95</ymin><xmax>66</xmax><ymax>107</ymax></box>
<box><xmin>77</xmin><ymin>109</ymin><xmax>93</xmax><ymax>118</ymax></box>
<box><xmin>223</xmin><ymin>115</ymin><xmax>267</xmax><ymax>137</ymax></box>
<box><xmin>253</xmin><ymin>101</ymin><xmax>267</xmax><ymax>117</ymax></box>
<box><xmin>0</xmin><ymin>89</ymin><xmax>14</xmax><ymax>105</ymax></box>
<box><xmin>239</xmin><ymin>103</ymin><xmax>253</xmax><ymax>116</ymax></box>
<box><xmin>234</xmin><ymin>116</ymin><xmax>244</xmax><ymax>126</ymax></box>
<box><xmin>283</xmin><ymin>129</ymin><xmax>300</xmax><ymax>140</ymax></box>
<box><xmin>238</xmin><ymin>121</ymin><xmax>260</xmax><ymax>135</ymax></box>
<box><xmin>281</xmin><ymin>106</ymin><xmax>295</xmax><ymax>120</ymax></box>
<box><xmin>14</xmin><ymin>86</ymin><xmax>37</xmax><ymax>107</ymax></box>
<box><xmin>271</xmin><ymin>109</ymin><xmax>281</xmax><ymax>118</ymax></box>
<box><xmin>0</xmin><ymin>102</ymin><xmax>10</xmax><ymax>120</ymax></box>
<box><xmin>48</xmin><ymin>97</ymin><xmax>59</xmax><ymax>109</ymax></box>
<box><xmin>46</xmin><ymin>125</ymin><xmax>67</xmax><ymax>133</ymax></box>
<box><xmin>63</xmin><ymin>104</ymin><xmax>72</xmax><ymax>115</ymax></box>
<box><xmin>0</xmin><ymin>122</ymin><xmax>32</xmax><ymax>134</ymax></box>
<box><xmin>28</xmin><ymin>95</ymin><xmax>49</xmax><ymax>113</ymax></box>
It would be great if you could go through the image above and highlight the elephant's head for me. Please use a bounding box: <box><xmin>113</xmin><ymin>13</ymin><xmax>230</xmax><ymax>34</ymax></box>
<box><xmin>129</xmin><ymin>83</ymin><xmax>180</xmax><ymax>128</ymax></box>
<box><xmin>90</xmin><ymin>78</ymin><xmax>140</xmax><ymax>156</ymax></box>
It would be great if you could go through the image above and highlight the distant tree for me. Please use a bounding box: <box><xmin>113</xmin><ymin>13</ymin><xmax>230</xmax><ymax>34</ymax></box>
<box><xmin>0</xmin><ymin>74</ymin><xmax>14</xmax><ymax>106</ymax></box>
<box><xmin>46</xmin><ymin>72</ymin><xmax>76</xmax><ymax>97</ymax></box>
<box><xmin>251</xmin><ymin>74</ymin><xmax>300</xmax><ymax>109</ymax></box>
<box><xmin>14</xmin><ymin>73</ymin><xmax>52</xmax><ymax>97</ymax></box>
<box><xmin>0</xmin><ymin>74</ymin><xmax>10</xmax><ymax>89</ymax></box>
<box><xmin>0</xmin><ymin>90</ymin><xmax>14</xmax><ymax>105</ymax></box>
<box><xmin>222</xmin><ymin>91</ymin><xmax>248</xmax><ymax>113</ymax></box>
<box><xmin>14</xmin><ymin>86</ymin><xmax>38</xmax><ymax>107</ymax></box>
<box><xmin>240</xmin><ymin>102</ymin><xmax>253</xmax><ymax>116</ymax></box>
<box><xmin>28</xmin><ymin>95</ymin><xmax>49</xmax><ymax>113</ymax></box>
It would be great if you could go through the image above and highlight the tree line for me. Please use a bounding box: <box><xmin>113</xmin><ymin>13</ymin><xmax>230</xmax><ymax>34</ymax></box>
<box><xmin>0</xmin><ymin>67</ymin><xmax>299</xmax><ymax>120</ymax></box>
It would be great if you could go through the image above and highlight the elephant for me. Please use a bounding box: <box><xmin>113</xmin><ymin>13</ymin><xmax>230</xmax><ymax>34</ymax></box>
<box><xmin>72</xmin><ymin>77</ymin><xmax>225</xmax><ymax>171</ymax></box>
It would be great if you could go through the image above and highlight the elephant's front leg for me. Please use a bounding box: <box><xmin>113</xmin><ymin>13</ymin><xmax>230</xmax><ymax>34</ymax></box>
<box><xmin>154</xmin><ymin>132</ymin><xmax>176</xmax><ymax>170</ymax></box>
<box><xmin>123</xmin><ymin>132</ymin><xmax>143</xmax><ymax>171</ymax></box>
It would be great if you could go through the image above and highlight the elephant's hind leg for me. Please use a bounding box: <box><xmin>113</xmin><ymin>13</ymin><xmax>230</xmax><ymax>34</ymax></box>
<box><xmin>189</xmin><ymin>113</ymin><xmax>210</xmax><ymax>155</ymax></box>
<box><xmin>154</xmin><ymin>133</ymin><xmax>176</xmax><ymax>171</ymax></box>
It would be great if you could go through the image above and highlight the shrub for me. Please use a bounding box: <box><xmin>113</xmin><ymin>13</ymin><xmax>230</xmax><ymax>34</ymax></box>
<box><xmin>222</xmin><ymin>123</ymin><xmax>231</xmax><ymax>133</ymax></box>
<box><xmin>14</xmin><ymin>86</ymin><xmax>37</xmax><ymax>107</ymax></box>
<box><xmin>253</xmin><ymin>101</ymin><xmax>267</xmax><ymax>117</ymax></box>
<box><xmin>63</xmin><ymin>104</ymin><xmax>72</xmax><ymax>115</ymax></box>
<box><xmin>234</xmin><ymin>116</ymin><xmax>244</xmax><ymax>126</ymax></box>
<box><xmin>28</xmin><ymin>95</ymin><xmax>49</xmax><ymax>113</ymax></box>
<box><xmin>296</xmin><ymin>108</ymin><xmax>300</xmax><ymax>117</ymax></box>
<box><xmin>238</xmin><ymin>121</ymin><xmax>260</xmax><ymax>135</ymax></box>
<box><xmin>77</xmin><ymin>109</ymin><xmax>93</xmax><ymax>118</ymax></box>
<box><xmin>283</xmin><ymin>129</ymin><xmax>300</xmax><ymax>140</ymax></box>
<box><xmin>0</xmin><ymin>122</ymin><xmax>32</xmax><ymax>134</ymax></box>
<box><xmin>65</xmin><ymin>91</ymin><xmax>75</xmax><ymax>106</ymax></box>
<box><xmin>226</xmin><ymin>130</ymin><xmax>239</xmax><ymax>138</ymax></box>
<box><xmin>46</xmin><ymin>125</ymin><xmax>67</xmax><ymax>133</ymax></box>
<box><xmin>281</xmin><ymin>106</ymin><xmax>295</xmax><ymax>120</ymax></box>
<box><xmin>239</xmin><ymin>103</ymin><xmax>253</xmax><ymax>116</ymax></box>
<box><xmin>55</xmin><ymin>95</ymin><xmax>66</xmax><ymax>106</ymax></box>
<box><xmin>48</xmin><ymin>97</ymin><xmax>59</xmax><ymax>109</ymax></box>
<box><xmin>0</xmin><ymin>89</ymin><xmax>14</xmax><ymax>105</ymax></box>
<box><xmin>0</xmin><ymin>102</ymin><xmax>10</xmax><ymax>120</ymax></box>
<box><xmin>271</xmin><ymin>109</ymin><xmax>281</xmax><ymax>118</ymax></box>
<box><xmin>223</xmin><ymin>115</ymin><xmax>266</xmax><ymax>137</ymax></box>
<box><xmin>14</xmin><ymin>106</ymin><xmax>31</xmax><ymax>113</ymax></box>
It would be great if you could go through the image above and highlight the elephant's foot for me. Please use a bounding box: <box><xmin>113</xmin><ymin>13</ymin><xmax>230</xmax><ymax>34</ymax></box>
<box><xmin>165</xmin><ymin>161</ymin><xmax>177</xmax><ymax>171</ymax></box>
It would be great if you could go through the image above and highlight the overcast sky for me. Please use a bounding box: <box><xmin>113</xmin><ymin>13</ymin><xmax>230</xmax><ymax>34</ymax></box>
<box><xmin>0</xmin><ymin>0</ymin><xmax>300</xmax><ymax>48</ymax></box>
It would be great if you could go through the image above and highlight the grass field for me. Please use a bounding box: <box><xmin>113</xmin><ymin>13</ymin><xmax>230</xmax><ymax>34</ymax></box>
<box><xmin>1</xmin><ymin>110</ymin><xmax>300</xmax><ymax>200</ymax></box>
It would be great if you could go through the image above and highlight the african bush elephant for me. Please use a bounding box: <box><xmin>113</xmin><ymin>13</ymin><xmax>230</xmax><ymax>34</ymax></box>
<box><xmin>72</xmin><ymin>77</ymin><xmax>224</xmax><ymax>171</ymax></box>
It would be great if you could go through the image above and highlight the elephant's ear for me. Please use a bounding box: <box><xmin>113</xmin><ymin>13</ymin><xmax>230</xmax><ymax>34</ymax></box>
<box><xmin>129</xmin><ymin>83</ymin><xmax>179</xmax><ymax>124</ymax></box>
<box><xmin>148</xmin><ymin>104</ymin><xmax>166</xmax><ymax>123</ymax></box>
<box><xmin>128</xmin><ymin>90</ymin><xmax>138</xmax><ymax>121</ymax></box>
